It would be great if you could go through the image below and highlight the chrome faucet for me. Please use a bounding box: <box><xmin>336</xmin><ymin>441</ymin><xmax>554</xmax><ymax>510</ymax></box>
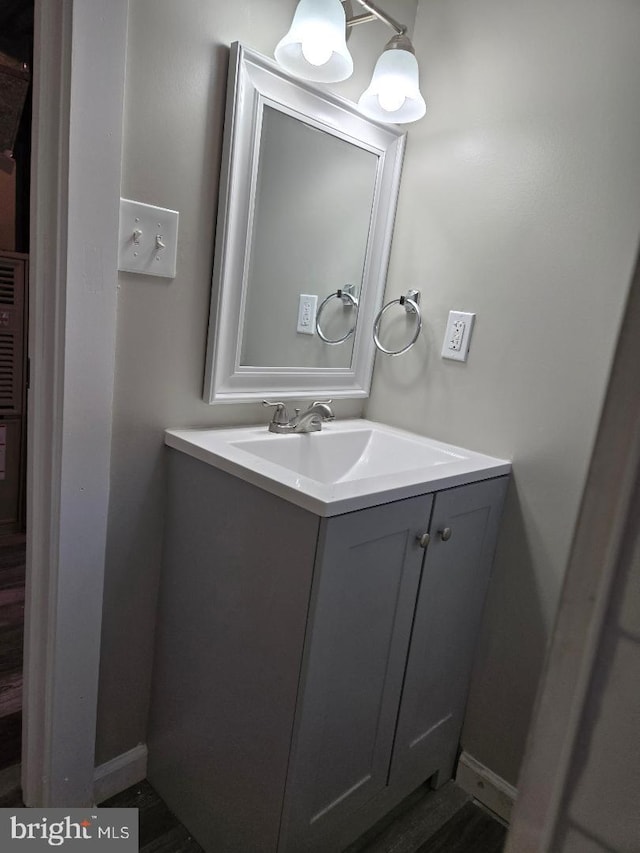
<box><xmin>291</xmin><ymin>402</ymin><xmax>335</xmax><ymax>433</ymax></box>
<box><xmin>262</xmin><ymin>400</ymin><xmax>335</xmax><ymax>434</ymax></box>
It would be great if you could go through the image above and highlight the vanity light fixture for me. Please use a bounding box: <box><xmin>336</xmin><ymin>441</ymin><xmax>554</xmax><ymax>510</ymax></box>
<box><xmin>274</xmin><ymin>0</ymin><xmax>426</xmax><ymax>124</ymax></box>
<box><xmin>357</xmin><ymin>34</ymin><xmax>426</xmax><ymax>123</ymax></box>
<box><xmin>274</xmin><ymin>0</ymin><xmax>353</xmax><ymax>83</ymax></box>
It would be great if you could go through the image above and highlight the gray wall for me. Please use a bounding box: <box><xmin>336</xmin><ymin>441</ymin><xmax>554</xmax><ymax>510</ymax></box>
<box><xmin>96</xmin><ymin>0</ymin><xmax>418</xmax><ymax>765</ymax></box>
<box><xmin>366</xmin><ymin>0</ymin><xmax>640</xmax><ymax>785</ymax></box>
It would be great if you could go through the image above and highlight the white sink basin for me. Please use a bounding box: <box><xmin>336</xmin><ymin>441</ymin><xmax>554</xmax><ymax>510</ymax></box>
<box><xmin>165</xmin><ymin>419</ymin><xmax>510</xmax><ymax>516</ymax></box>
<box><xmin>230</xmin><ymin>428</ymin><xmax>469</xmax><ymax>484</ymax></box>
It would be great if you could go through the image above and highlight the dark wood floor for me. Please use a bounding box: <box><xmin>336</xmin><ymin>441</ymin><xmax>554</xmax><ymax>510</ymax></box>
<box><xmin>0</xmin><ymin>536</ymin><xmax>25</xmax><ymax>772</ymax></box>
<box><xmin>0</xmin><ymin>771</ymin><xmax>506</xmax><ymax>852</ymax></box>
<box><xmin>344</xmin><ymin>780</ymin><xmax>506</xmax><ymax>853</ymax></box>
<box><xmin>99</xmin><ymin>779</ymin><xmax>507</xmax><ymax>853</ymax></box>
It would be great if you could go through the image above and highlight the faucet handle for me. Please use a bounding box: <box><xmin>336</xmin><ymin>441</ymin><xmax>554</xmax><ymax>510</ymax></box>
<box><xmin>312</xmin><ymin>400</ymin><xmax>335</xmax><ymax>421</ymax></box>
<box><xmin>262</xmin><ymin>400</ymin><xmax>289</xmax><ymax>425</ymax></box>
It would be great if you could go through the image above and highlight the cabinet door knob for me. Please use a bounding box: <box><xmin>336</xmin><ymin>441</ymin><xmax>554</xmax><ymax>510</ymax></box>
<box><xmin>439</xmin><ymin>527</ymin><xmax>452</xmax><ymax>542</ymax></box>
<box><xmin>417</xmin><ymin>533</ymin><xmax>430</xmax><ymax>549</ymax></box>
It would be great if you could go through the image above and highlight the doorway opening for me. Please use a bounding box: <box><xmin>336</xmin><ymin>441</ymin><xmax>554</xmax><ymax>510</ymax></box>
<box><xmin>0</xmin><ymin>0</ymin><xmax>34</xmax><ymax>783</ymax></box>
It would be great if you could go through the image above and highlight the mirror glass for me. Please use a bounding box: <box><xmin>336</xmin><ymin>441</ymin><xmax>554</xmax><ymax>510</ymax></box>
<box><xmin>240</xmin><ymin>106</ymin><xmax>378</xmax><ymax>370</ymax></box>
<box><xmin>204</xmin><ymin>44</ymin><xmax>406</xmax><ymax>403</ymax></box>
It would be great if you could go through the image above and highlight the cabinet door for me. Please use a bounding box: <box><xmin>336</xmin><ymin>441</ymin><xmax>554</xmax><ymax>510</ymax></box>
<box><xmin>389</xmin><ymin>477</ymin><xmax>508</xmax><ymax>791</ymax></box>
<box><xmin>279</xmin><ymin>494</ymin><xmax>433</xmax><ymax>852</ymax></box>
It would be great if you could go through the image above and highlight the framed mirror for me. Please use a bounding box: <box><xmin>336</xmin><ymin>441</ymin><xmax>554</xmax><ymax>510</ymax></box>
<box><xmin>203</xmin><ymin>43</ymin><xmax>406</xmax><ymax>403</ymax></box>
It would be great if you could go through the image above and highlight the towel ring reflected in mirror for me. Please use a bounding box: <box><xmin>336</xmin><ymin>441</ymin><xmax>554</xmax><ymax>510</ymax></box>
<box><xmin>373</xmin><ymin>289</ymin><xmax>422</xmax><ymax>356</ymax></box>
<box><xmin>315</xmin><ymin>285</ymin><xmax>359</xmax><ymax>345</ymax></box>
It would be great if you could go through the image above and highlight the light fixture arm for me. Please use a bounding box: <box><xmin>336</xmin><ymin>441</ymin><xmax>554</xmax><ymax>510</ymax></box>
<box><xmin>342</xmin><ymin>0</ymin><xmax>407</xmax><ymax>36</ymax></box>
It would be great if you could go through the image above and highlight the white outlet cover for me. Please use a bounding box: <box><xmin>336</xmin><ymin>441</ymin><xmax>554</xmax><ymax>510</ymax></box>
<box><xmin>297</xmin><ymin>294</ymin><xmax>318</xmax><ymax>335</ymax></box>
<box><xmin>118</xmin><ymin>198</ymin><xmax>179</xmax><ymax>278</ymax></box>
<box><xmin>442</xmin><ymin>311</ymin><xmax>476</xmax><ymax>362</ymax></box>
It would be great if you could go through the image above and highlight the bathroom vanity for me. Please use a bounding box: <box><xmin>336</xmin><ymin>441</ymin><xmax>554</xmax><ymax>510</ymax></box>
<box><xmin>148</xmin><ymin>420</ymin><xmax>510</xmax><ymax>853</ymax></box>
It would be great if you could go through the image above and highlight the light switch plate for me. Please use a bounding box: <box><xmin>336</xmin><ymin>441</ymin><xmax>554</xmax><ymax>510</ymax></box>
<box><xmin>118</xmin><ymin>198</ymin><xmax>179</xmax><ymax>278</ymax></box>
<box><xmin>442</xmin><ymin>311</ymin><xmax>476</xmax><ymax>362</ymax></box>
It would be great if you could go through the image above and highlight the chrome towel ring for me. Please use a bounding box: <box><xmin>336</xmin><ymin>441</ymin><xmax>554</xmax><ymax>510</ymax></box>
<box><xmin>373</xmin><ymin>289</ymin><xmax>422</xmax><ymax>356</ymax></box>
<box><xmin>315</xmin><ymin>285</ymin><xmax>359</xmax><ymax>345</ymax></box>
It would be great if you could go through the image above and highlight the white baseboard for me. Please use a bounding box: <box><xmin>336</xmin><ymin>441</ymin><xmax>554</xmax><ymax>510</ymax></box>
<box><xmin>456</xmin><ymin>751</ymin><xmax>517</xmax><ymax>823</ymax></box>
<box><xmin>93</xmin><ymin>744</ymin><xmax>148</xmax><ymax>805</ymax></box>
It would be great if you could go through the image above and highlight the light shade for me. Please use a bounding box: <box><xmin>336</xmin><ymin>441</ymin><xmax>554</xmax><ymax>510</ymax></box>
<box><xmin>274</xmin><ymin>0</ymin><xmax>354</xmax><ymax>83</ymax></box>
<box><xmin>358</xmin><ymin>40</ymin><xmax>426</xmax><ymax>124</ymax></box>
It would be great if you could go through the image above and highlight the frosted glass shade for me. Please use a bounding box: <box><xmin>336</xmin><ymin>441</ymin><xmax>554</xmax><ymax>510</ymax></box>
<box><xmin>358</xmin><ymin>48</ymin><xmax>426</xmax><ymax>124</ymax></box>
<box><xmin>275</xmin><ymin>0</ymin><xmax>354</xmax><ymax>83</ymax></box>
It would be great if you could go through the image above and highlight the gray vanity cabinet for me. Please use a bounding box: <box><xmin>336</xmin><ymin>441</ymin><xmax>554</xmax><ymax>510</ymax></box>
<box><xmin>278</xmin><ymin>495</ymin><xmax>434</xmax><ymax>852</ymax></box>
<box><xmin>149</xmin><ymin>449</ymin><xmax>508</xmax><ymax>853</ymax></box>
<box><xmin>279</xmin><ymin>476</ymin><xmax>508</xmax><ymax>853</ymax></box>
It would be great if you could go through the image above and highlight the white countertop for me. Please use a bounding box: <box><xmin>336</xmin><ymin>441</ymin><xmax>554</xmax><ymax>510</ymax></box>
<box><xmin>165</xmin><ymin>419</ymin><xmax>511</xmax><ymax>517</ymax></box>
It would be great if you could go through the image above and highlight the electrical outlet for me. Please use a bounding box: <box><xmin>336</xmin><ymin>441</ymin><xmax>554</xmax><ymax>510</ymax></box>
<box><xmin>449</xmin><ymin>319</ymin><xmax>465</xmax><ymax>351</ymax></box>
<box><xmin>442</xmin><ymin>311</ymin><xmax>475</xmax><ymax>362</ymax></box>
<box><xmin>297</xmin><ymin>294</ymin><xmax>318</xmax><ymax>335</ymax></box>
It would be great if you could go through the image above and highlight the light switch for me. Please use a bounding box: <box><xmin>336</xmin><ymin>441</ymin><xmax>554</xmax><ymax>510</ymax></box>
<box><xmin>442</xmin><ymin>311</ymin><xmax>475</xmax><ymax>362</ymax></box>
<box><xmin>118</xmin><ymin>198</ymin><xmax>179</xmax><ymax>278</ymax></box>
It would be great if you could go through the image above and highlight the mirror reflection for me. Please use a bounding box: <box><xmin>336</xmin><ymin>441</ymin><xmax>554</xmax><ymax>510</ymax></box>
<box><xmin>239</xmin><ymin>106</ymin><xmax>378</xmax><ymax>369</ymax></box>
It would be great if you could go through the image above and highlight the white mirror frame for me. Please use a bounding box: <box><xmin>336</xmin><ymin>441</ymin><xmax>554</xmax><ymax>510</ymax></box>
<box><xmin>203</xmin><ymin>42</ymin><xmax>406</xmax><ymax>404</ymax></box>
